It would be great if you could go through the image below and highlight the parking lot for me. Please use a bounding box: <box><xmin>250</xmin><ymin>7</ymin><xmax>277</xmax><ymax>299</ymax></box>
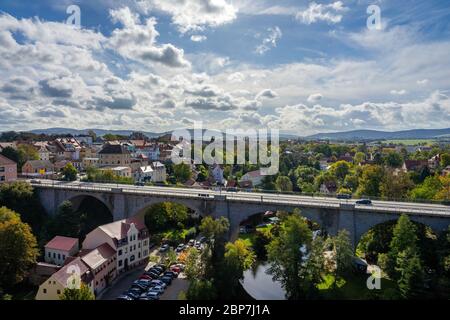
<box><xmin>100</xmin><ymin>240</ymin><xmax>203</xmax><ymax>300</ymax></box>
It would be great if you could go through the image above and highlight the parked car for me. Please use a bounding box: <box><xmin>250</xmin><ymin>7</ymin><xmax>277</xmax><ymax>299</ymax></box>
<box><xmin>199</xmin><ymin>236</ymin><xmax>207</xmax><ymax>243</ymax></box>
<box><xmin>145</xmin><ymin>270</ymin><xmax>160</xmax><ymax>278</ymax></box>
<box><xmin>149</xmin><ymin>285</ymin><xmax>165</xmax><ymax>294</ymax></box>
<box><xmin>164</xmin><ymin>271</ymin><xmax>178</xmax><ymax>278</ymax></box>
<box><xmin>152</xmin><ymin>265</ymin><xmax>165</xmax><ymax>273</ymax></box>
<box><xmin>131</xmin><ymin>283</ymin><xmax>148</xmax><ymax>292</ymax></box>
<box><xmin>170</xmin><ymin>266</ymin><xmax>181</xmax><ymax>273</ymax></box>
<box><xmin>116</xmin><ymin>294</ymin><xmax>133</xmax><ymax>300</ymax></box>
<box><xmin>172</xmin><ymin>263</ymin><xmax>185</xmax><ymax>271</ymax></box>
<box><xmin>144</xmin><ymin>291</ymin><xmax>160</xmax><ymax>299</ymax></box>
<box><xmin>135</xmin><ymin>182</ymin><xmax>145</xmax><ymax>186</ymax></box>
<box><xmin>195</xmin><ymin>243</ymin><xmax>202</xmax><ymax>251</ymax></box>
<box><xmin>176</xmin><ymin>243</ymin><xmax>185</xmax><ymax>252</ymax></box>
<box><xmin>124</xmin><ymin>290</ymin><xmax>140</xmax><ymax>300</ymax></box>
<box><xmin>188</xmin><ymin>239</ymin><xmax>195</xmax><ymax>246</ymax></box>
<box><xmin>148</xmin><ymin>267</ymin><xmax>163</xmax><ymax>275</ymax></box>
<box><xmin>137</xmin><ymin>296</ymin><xmax>156</xmax><ymax>300</ymax></box>
<box><xmin>356</xmin><ymin>199</ymin><xmax>372</xmax><ymax>205</ymax></box>
<box><xmin>159</xmin><ymin>276</ymin><xmax>172</xmax><ymax>285</ymax></box>
<box><xmin>337</xmin><ymin>193</ymin><xmax>351</xmax><ymax>199</ymax></box>
<box><xmin>150</xmin><ymin>280</ymin><xmax>167</xmax><ymax>288</ymax></box>
<box><xmin>140</xmin><ymin>274</ymin><xmax>153</xmax><ymax>280</ymax></box>
<box><xmin>159</xmin><ymin>244</ymin><xmax>170</xmax><ymax>252</ymax></box>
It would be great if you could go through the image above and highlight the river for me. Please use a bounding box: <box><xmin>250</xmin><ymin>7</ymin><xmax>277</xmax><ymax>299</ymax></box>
<box><xmin>240</xmin><ymin>262</ymin><xmax>286</xmax><ymax>300</ymax></box>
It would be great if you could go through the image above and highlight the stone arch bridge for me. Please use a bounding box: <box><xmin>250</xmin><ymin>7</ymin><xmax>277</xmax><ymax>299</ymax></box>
<box><xmin>33</xmin><ymin>180</ymin><xmax>450</xmax><ymax>248</ymax></box>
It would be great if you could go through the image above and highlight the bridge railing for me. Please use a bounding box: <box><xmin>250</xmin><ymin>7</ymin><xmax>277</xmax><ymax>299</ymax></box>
<box><xmin>24</xmin><ymin>177</ymin><xmax>450</xmax><ymax>206</ymax></box>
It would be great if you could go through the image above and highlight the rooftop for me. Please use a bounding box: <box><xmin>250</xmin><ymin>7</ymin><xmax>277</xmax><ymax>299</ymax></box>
<box><xmin>45</xmin><ymin>236</ymin><xmax>78</xmax><ymax>252</ymax></box>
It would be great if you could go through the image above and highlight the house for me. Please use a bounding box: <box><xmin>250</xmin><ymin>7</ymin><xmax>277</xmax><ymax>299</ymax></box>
<box><xmin>442</xmin><ymin>166</ymin><xmax>450</xmax><ymax>177</ymax></box>
<box><xmin>98</xmin><ymin>143</ymin><xmax>131</xmax><ymax>166</ymax></box>
<box><xmin>53</xmin><ymin>138</ymin><xmax>82</xmax><ymax>161</ymax></box>
<box><xmin>320</xmin><ymin>181</ymin><xmax>337</xmax><ymax>194</ymax></box>
<box><xmin>428</xmin><ymin>154</ymin><xmax>441</xmax><ymax>169</ymax></box>
<box><xmin>0</xmin><ymin>142</ymin><xmax>17</xmax><ymax>152</ymax></box>
<box><xmin>111</xmin><ymin>166</ymin><xmax>132</xmax><ymax>178</ymax></box>
<box><xmin>151</xmin><ymin>161</ymin><xmax>166</xmax><ymax>182</ymax></box>
<box><xmin>44</xmin><ymin>236</ymin><xmax>79</xmax><ymax>266</ymax></box>
<box><xmin>82</xmin><ymin>217</ymin><xmax>150</xmax><ymax>274</ymax></box>
<box><xmin>402</xmin><ymin>160</ymin><xmax>428</xmax><ymax>173</ymax></box>
<box><xmin>22</xmin><ymin>160</ymin><xmax>54</xmax><ymax>177</ymax></box>
<box><xmin>35</xmin><ymin>144</ymin><xmax>50</xmax><ymax>161</ymax></box>
<box><xmin>35</xmin><ymin>257</ymin><xmax>94</xmax><ymax>300</ymax></box>
<box><xmin>210</xmin><ymin>163</ymin><xmax>225</xmax><ymax>185</ymax></box>
<box><xmin>0</xmin><ymin>154</ymin><xmax>17</xmax><ymax>183</ymax></box>
<box><xmin>82</xmin><ymin>157</ymin><xmax>99</xmax><ymax>169</ymax></box>
<box><xmin>80</xmin><ymin>243</ymin><xmax>117</xmax><ymax>296</ymax></box>
<box><xmin>240</xmin><ymin>170</ymin><xmax>264</xmax><ymax>187</ymax></box>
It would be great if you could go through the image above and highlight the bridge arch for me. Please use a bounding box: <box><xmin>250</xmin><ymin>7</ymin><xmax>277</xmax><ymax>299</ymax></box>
<box><xmin>66</xmin><ymin>193</ymin><xmax>114</xmax><ymax>216</ymax></box>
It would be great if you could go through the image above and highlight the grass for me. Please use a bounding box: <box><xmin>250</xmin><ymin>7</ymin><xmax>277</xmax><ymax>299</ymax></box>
<box><xmin>317</xmin><ymin>273</ymin><xmax>396</xmax><ymax>300</ymax></box>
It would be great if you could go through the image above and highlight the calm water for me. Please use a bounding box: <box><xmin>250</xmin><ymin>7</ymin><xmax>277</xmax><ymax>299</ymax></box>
<box><xmin>241</xmin><ymin>262</ymin><xmax>286</xmax><ymax>300</ymax></box>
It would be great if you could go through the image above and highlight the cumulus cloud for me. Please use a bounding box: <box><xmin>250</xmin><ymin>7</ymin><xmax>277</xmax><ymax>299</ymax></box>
<box><xmin>307</xmin><ymin>93</ymin><xmax>323</xmax><ymax>103</ymax></box>
<box><xmin>190</xmin><ymin>35</ymin><xmax>207</xmax><ymax>42</ymax></box>
<box><xmin>255</xmin><ymin>26</ymin><xmax>282</xmax><ymax>55</ymax></box>
<box><xmin>108</xmin><ymin>7</ymin><xmax>190</xmax><ymax>68</ymax></box>
<box><xmin>256</xmin><ymin>89</ymin><xmax>278</xmax><ymax>100</ymax></box>
<box><xmin>146</xmin><ymin>0</ymin><xmax>237</xmax><ymax>33</ymax></box>
<box><xmin>390</xmin><ymin>89</ymin><xmax>407</xmax><ymax>96</ymax></box>
<box><xmin>296</xmin><ymin>1</ymin><xmax>347</xmax><ymax>25</ymax></box>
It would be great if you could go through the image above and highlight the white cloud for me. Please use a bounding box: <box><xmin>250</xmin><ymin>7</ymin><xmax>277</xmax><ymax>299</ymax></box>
<box><xmin>390</xmin><ymin>89</ymin><xmax>407</xmax><ymax>95</ymax></box>
<box><xmin>145</xmin><ymin>0</ymin><xmax>237</xmax><ymax>33</ymax></box>
<box><xmin>256</xmin><ymin>89</ymin><xmax>278</xmax><ymax>100</ymax></box>
<box><xmin>296</xmin><ymin>1</ymin><xmax>347</xmax><ymax>25</ymax></box>
<box><xmin>190</xmin><ymin>35</ymin><xmax>207</xmax><ymax>42</ymax></box>
<box><xmin>108</xmin><ymin>7</ymin><xmax>190</xmax><ymax>68</ymax></box>
<box><xmin>255</xmin><ymin>26</ymin><xmax>282</xmax><ymax>55</ymax></box>
<box><xmin>307</xmin><ymin>93</ymin><xmax>323</xmax><ymax>103</ymax></box>
<box><xmin>417</xmin><ymin>79</ymin><xmax>429</xmax><ymax>85</ymax></box>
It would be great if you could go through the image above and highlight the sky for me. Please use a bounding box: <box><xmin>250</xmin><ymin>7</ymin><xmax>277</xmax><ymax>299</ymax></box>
<box><xmin>0</xmin><ymin>0</ymin><xmax>449</xmax><ymax>135</ymax></box>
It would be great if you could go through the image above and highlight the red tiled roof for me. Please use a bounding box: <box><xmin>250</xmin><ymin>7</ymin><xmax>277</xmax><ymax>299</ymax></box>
<box><xmin>0</xmin><ymin>154</ymin><xmax>16</xmax><ymax>165</ymax></box>
<box><xmin>45</xmin><ymin>236</ymin><xmax>78</xmax><ymax>252</ymax></box>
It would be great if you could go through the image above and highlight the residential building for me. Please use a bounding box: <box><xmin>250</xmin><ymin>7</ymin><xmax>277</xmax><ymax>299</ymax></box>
<box><xmin>44</xmin><ymin>236</ymin><xmax>79</xmax><ymax>266</ymax></box>
<box><xmin>402</xmin><ymin>160</ymin><xmax>428</xmax><ymax>173</ymax></box>
<box><xmin>98</xmin><ymin>143</ymin><xmax>131</xmax><ymax>166</ymax></box>
<box><xmin>82</xmin><ymin>157</ymin><xmax>99</xmax><ymax>169</ymax></box>
<box><xmin>320</xmin><ymin>181</ymin><xmax>338</xmax><ymax>194</ymax></box>
<box><xmin>82</xmin><ymin>217</ymin><xmax>150</xmax><ymax>274</ymax></box>
<box><xmin>210</xmin><ymin>163</ymin><xmax>225</xmax><ymax>185</ymax></box>
<box><xmin>240</xmin><ymin>170</ymin><xmax>264</xmax><ymax>187</ymax></box>
<box><xmin>21</xmin><ymin>160</ymin><xmax>54</xmax><ymax>177</ymax></box>
<box><xmin>80</xmin><ymin>243</ymin><xmax>117</xmax><ymax>295</ymax></box>
<box><xmin>53</xmin><ymin>138</ymin><xmax>82</xmax><ymax>161</ymax></box>
<box><xmin>151</xmin><ymin>161</ymin><xmax>166</xmax><ymax>182</ymax></box>
<box><xmin>36</xmin><ymin>145</ymin><xmax>50</xmax><ymax>161</ymax></box>
<box><xmin>35</xmin><ymin>257</ymin><xmax>94</xmax><ymax>300</ymax></box>
<box><xmin>428</xmin><ymin>154</ymin><xmax>441</xmax><ymax>169</ymax></box>
<box><xmin>0</xmin><ymin>154</ymin><xmax>17</xmax><ymax>183</ymax></box>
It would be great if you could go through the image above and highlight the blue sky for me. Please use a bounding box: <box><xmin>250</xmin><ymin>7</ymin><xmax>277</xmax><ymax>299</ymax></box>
<box><xmin>0</xmin><ymin>0</ymin><xmax>449</xmax><ymax>135</ymax></box>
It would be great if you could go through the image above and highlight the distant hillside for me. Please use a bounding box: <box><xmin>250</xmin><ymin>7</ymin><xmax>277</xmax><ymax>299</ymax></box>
<box><xmin>305</xmin><ymin>128</ymin><xmax>450</xmax><ymax>141</ymax></box>
<box><xmin>27</xmin><ymin>127</ymin><xmax>162</xmax><ymax>138</ymax></box>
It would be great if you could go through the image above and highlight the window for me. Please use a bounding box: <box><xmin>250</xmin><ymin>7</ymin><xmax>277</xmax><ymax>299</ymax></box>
<box><xmin>43</xmin><ymin>289</ymin><xmax>47</xmax><ymax>294</ymax></box>
<box><xmin>130</xmin><ymin>246</ymin><xmax>132</xmax><ymax>252</ymax></box>
<box><xmin>0</xmin><ymin>167</ymin><xmax>4</xmax><ymax>172</ymax></box>
<box><xmin>138</xmin><ymin>252</ymin><xmax>141</xmax><ymax>258</ymax></box>
<box><xmin>118</xmin><ymin>260</ymin><xmax>122</xmax><ymax>267</ymax></box>
<box><xmin>53</xmin><ymin>252</ymin><xmax>56</xmax><ymax>258</ymax></box>
<box><xmin>58</xmin><ymin>253</ymin><xmax>61</xmax><ymax>260</ymax></box>
<box><xmin>134</xmin><ymin>245</ymin><xmax>136</xmax><ymax>250</ymax></box>
<box><xmin>57</xmin><ymin>290</ymin><xmax>61</xmax><ymax>295</ymax></box>
<box><xmin>118</xmin><ymin>250</ymin><xmax>122</xmax><ymax>256</ymax></box>
<box><xmin>130</xmin><ymin>255</ymin><xmax>135</xmax><ymax>262</ymax></box>
<box><xmin>63</xmin><ymin>255</ymin><xmax>66</xmax><ymax>260</ymax></box>
<box><xmin>48</xmin><ymin>252</ymin><xmax>51</xmax><ymax>257</ymax></box>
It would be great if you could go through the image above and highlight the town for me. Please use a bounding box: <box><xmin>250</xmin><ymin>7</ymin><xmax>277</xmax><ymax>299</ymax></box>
<box><xmin>0</xmin><ymin>129</ymin><xmax>449</xmax><ymax>301</ymax></box>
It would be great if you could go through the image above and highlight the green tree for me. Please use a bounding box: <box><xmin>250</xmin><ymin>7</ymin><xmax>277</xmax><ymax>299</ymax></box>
<box><xmin>221</xmin><ymin>239</ymin><xmax>256</xmax><ymax>298</ymax></box>
<box><xmin>355</xmin><ymin>165</ymin><xmax>385</xmax><ymax>197</ymax></box>
<box><xmin>59</xmin><ymin>283</ymin><xmax>95</xmax><ymax>300</ymax></box>
<box><xmin>329</xmin><ymin>161</ymin><xmax>351</xmax><ymax>181</ymax></box>
<box><xmin>381</xmin><ymin>170</ymin><xmax>414</xmax><ymax>200</ymax></box>
<box><xmin>395</xmin><ymin>247</ymin><xmax>424</xmax><ymax>299</ymax></box>
<box><xmin>184</xmin><ymin>247</ymin><xmax>201</xmax><ymax>280</ymax></box>
<box><xmin>328</xmin><ymin>230</ymin><xmax>353</xmax><ymax>288</ymax></box>
<box><xmin>353</xmin><ymin>152</ymin><xmax>366</xmax><ymax>164</ymax></box>
<box><xmin>440</xmin><ymin>153</ymin><xmax>450</xmax><ymax>168</ymax></box>
<box><xmin>275</xmin><ymin>175</ymin><xmax>293</xmax><ymax>192</ymax></box>
<box><xmin>266</xmin><ymin>212</ymin><xmax>315</xmax><ymax>299</ymax></box>
<box><xmin>386</xmin><ymin>214</ymin><xmax>418</xmax><ymax>279</ymax></box>
<box><xmin>384</xmin><ymin>152</ymin><xmax>403</xmax><ymax>168</ymax></box>
<box><xmin>0</xmin><ymin>207</ymin><xmax>39</xmax><ymax>289</ymax></box>
<box><xmin>62</xmin><ymin>163</ymin><xmax>78</xmax><ymax>181</ymax></box>
<box><xmin>173</xmin><ymin>163</ymin><xmax>192</xmax><ymax>183</ymax></box>
<box><xmin>0</xmin><ymin>181</ymin><xmax>47</xmax><ymax>235</ymax></box>
<box><xmin>186</xmin><ymin>279</ymin><xmax>217</xmax><ymax>300</ymax></box>
<box><xmin>409</xmin><ymin>175</ymin><xmax>442</xmax><ymax>200</ymax></box>
<box><xmin>45</xmin><ymin>201</ymin><xmax>83</xmax><ymax>239</ymax></box>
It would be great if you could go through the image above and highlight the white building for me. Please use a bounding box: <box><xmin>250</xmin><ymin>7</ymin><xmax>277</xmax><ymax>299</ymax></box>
<box><xmin>135</xmin><ymin>161</ymin><xmax>166</xmax><ymax>183</ymax></box>
<box><xmin>210</xmin><ymin>164</ymin><xmax>225</xmax><ymax>185</ymax></box>
<box><xmin>82</xmin><ymin>217</ymin><xmax>150</xmax><ymax>274</ymax></box>
<box><xmin>240</xmin><ymin>169</ymin><xmax>264</xmax><ymax>187</ymax></box>
<box><xmin>44</xmin><ymin>236</ymin><xmax>79</xmax><ymax>266</ymax></box>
